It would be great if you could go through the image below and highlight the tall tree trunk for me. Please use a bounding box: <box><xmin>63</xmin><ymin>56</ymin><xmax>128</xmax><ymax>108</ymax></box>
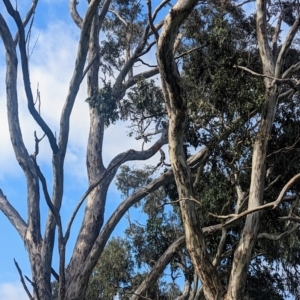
<box><xmin>157</xmin><ymin>1</ymin><xmax>223</xmax><ymax>299</ymax></box>
<box><xmin>65</xmin><ymin>11</ymin><xmax>108</xmax><ymax>298</ymax></box>
<box><xmin>224</xmin><ymin>0</ymin><xmax>277</xmax><ymax>298</ymax></box>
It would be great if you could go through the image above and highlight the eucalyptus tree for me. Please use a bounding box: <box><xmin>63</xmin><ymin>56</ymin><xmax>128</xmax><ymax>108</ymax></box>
<box><xmin>2</xmin><ymin>0</ymin><xmax>300</xmax><ymax>300</ymax></box>
<box><xmin>156</xmin><ymin>0</ymin><xmax>300</xmax><ymax>299</ymax></box>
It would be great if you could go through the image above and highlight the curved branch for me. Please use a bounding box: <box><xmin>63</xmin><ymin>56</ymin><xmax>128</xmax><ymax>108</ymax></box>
<box><xmin>282</xmin><ymin>61</ymin><xmax>300</xmax><ymax>79</ymax></box>
<box><xmin>70</xmin><ymin>0</ymin><xmax>83</xmax><ymax>28</ymax></box>
<box><xmin>131</xmin><ymin>224</ymin><xmax>222</xmax><ymax>300</ymax></box>
<box><xmin>223</xmin><ymin>173</ymin><xmax>300</xmax><ymax>227</ymax></box>
<box><xmin>131</xmin><ymin>236</ymin><xmax>185</xmax><ymax>300</ymax></box>
<box><xmin>80</xmin><ymin>147</ymin><xmax>210</xmax><ymax>289</ymax></box>
<box><xmin>0</xmin><ymin>13</ymin><xmax>41</xmax><ymax>243</ymax></box>
<box><xmin>106</xmin><ymin>129</ymin><xmax>168</xmax><ymax>170</ymax></box>
<box><xmin>3</xmin><ymin>0</ymin><xmax>59</xmax><ymax>153</ymax></box>
<box><xmin>64</xmin><ymin>149</ymin><xmax>132</xmax><ymax>244</ymax></box>
<box><xmin>152</xmin><ymin>0</ymin><xmax>171</xmax><ymax>22</ymax></box>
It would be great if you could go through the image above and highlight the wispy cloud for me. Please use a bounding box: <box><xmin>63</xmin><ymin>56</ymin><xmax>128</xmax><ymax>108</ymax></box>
<box><xmin>0</xmin><ymin>282</ymin><xmax>31</xmax><ymax>300</ymax></box>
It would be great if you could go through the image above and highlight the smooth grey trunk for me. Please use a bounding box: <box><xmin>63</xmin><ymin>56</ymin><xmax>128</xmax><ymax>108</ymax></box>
<box><xmin>225</xmin><ymin>0</ymin><xmax>300</xmax><ymax>298</ymax></box>
<box><xmin>157</xmin><ymin>1</ymin><xmax>223</xmax><ymax>299</ymax></box>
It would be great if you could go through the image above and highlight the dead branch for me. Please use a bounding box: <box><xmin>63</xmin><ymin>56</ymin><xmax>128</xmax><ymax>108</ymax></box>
<box><xmin>14</xmin><ymin>259</ymin><xmax>34</xmax><ymax>300</ymax></box>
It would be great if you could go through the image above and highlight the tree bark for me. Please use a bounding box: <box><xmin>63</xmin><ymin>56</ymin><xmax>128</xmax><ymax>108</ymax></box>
<box><xmin>157</xmin><ymin>1</ymin><xmax>223</xmax><ymax>299</ymax></box>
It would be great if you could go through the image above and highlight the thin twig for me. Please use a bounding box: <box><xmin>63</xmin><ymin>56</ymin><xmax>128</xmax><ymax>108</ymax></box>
<box><xmin>158</xmin><ymin>197</ymin><xmax>201</xmax><ymax>208</ymax></box>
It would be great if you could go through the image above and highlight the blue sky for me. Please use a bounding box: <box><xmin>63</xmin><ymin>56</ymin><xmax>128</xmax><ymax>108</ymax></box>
<box><xmin>1</xmin><ymin>1</ymin><xmax>294</xmax><ymax>299</ymax></box>
<box><xmin>0</xmin><ymin>1</ymin><xmax>167</xmax><ymax>298</ymax></box>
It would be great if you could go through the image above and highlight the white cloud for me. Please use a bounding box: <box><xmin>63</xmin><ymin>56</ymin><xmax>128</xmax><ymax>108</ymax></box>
<box><xmin>0</xmin><ymin>16</ymin><xmax>164</xmax><ymax>184</ymax></box>
<box><xmin>0</xmin><ymin>282</ymin><xmax>31</xmax><ymax>300</ymax></box>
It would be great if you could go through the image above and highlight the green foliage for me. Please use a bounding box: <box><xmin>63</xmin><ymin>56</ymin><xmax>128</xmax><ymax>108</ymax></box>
<box><xmin>126</xmin><ymin>79</ymin><xmax>165</xmax><ymax>116</ymax></box>
<box><xmin>115</xmin><ymin>165</ymin><xmax>154</xmax><ymax>198</ymax></box>
<box><xmin>87</xmin><ymin>2</ymin><xmax>300</xmax><ymax>299</ymax></box>
<box><xmin>86</xmin><ymin>237</ymin><xmax>134</xmax><ymax>299</ymax></box>
<box><xmin>86</xmin><ymin>81</ymin><xmax>119</xmax><ymax>127</ymax></box>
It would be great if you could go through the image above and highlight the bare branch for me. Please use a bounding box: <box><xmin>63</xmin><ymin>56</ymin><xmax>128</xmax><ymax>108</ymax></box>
<box><xmin>123</xmin><ymin>67</ymin><xmax>159</xmax><ymax>91</ymax></box>
<box><xmin>70</xmin><ymin>0</ymin><xmax>83</xmax><ymax>28</ymax></box>
<box><xmin>14</xmin><ymin>0</ymin><xmax>38</xmax><ymax>44</ymax></box>
<box><xmin>275</xmin><ymin>12</ymin><xmax>300</xmax><ymax>77</ymax></box>
<box><xmin>64</xmin><ymin>149</ymin><xmax>132</xmax><ymax>243</ymax></box>
<box><xmin>131</xmin><ymin>223</ymin><xmax>222</xmax><ymax>300</ymax></box>
<box><xmin>131</xmin><ymin>236</ymin><xmax>184</xmax><ymax>300</ymax></box>
<box><xmin>0</xmin><ymin>14</ymin><xmax>41</xmax><ymax>242</ymax></box>
<box><xmin>175</xmin><ymin>45</ymin><xmax>205</xmax><ymax>59</ymax></box>
<box><xmin>256</xmin><ymin>0</ymin><xmax>275</xmax><ymax>76</ymax></box>
<box><xmin>81</xmin><ymin>52</ymin><xmax>100</xmax><ymax>82</ymax></box>
<box><xmin>279</xmin><ymin>216</ymin><xmax>300</xmax><ymax>223</ymax></box>
<box><xmin>59</xmin><ymin>0</ymin><xmax>111</xmax><ymax>155</ymax></box>
<box><xmin>3</xmin><ymin>0</ymin><xmax>59</xmax><ymax>153</ymax></box>
<box><xmin>272</xmin><ymin>9</ymin><xmax>284</xmax><ymax>56</ymax></box>
<box><xmin>14</xmin><ymin>259</ymin><xmax>34</xmax><ymax>300</ymax></box>
<box><xmin>24</xmin><ymin>275</ymin><xmax>41</xmax><ymax>300</ymax></box>
<box><xmin>234</xmin><ymin>65</ymin><xmax>289</xmax><ymax>83</ymax></box>
<box><xmin>236</xmin><ymin>0</ymin><xmax>255</xmax><ymax>7</ymax></box>
<box><xmin>0</xmin><ymin>189</ymin><xmax>27</xmax><ymax>240</ymax></box>
<box><xmin>278</xmin><ymin>88</ymin><xmax>295</xmax><ymax>101</ymax></box>
<box><xmin>81</xmin><ymin>147</ymin><xmax>209</xmax><ymax>280</ymax></box>
<box><xmin>146</xmin><ymin>0</ymin><xmax>159</xmax><ymax>40</ymax></box>
<box><xmin>212</xmin><ymin>227</ymin><xmax>227</xmax><ymax>267</ymax></box>
<box><xmin>158</xmin><ymin>197</ymin><xmax>201</xmax><ymax>207</ymax></box>
<box><xmin>152</xmin><ymin>0</ymin><xmax>171</xmax><ymax>22</ymax></box>
<box><xmin>223</xmin><ymin>173</ymin><xmax>300</xmax><ymax>226</ymax></box>
<box><xmin>258</xmin><ymin>224</ymin><xmax>300</xmax><ymax>240</ymax></box>
<box><xmin>282</xmin><ymin>61</ymin><xmax>300</xmax><ymax>79</ymax></box>
<box><xmin>51</xmin><ymin>268</ymin><xmax>59</xmax><ymax>281</ymax></box>
<box><xmin>136</xmin><ymin>41</ymin><xmax>156</xmax><ymax>57</ymax></box>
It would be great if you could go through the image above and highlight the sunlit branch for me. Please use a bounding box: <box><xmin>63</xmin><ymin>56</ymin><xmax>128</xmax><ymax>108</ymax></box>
<box><xmin>108</xmin><ymin>9</ymin><xmax>127</xmax><ymax>26</ymax></box>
